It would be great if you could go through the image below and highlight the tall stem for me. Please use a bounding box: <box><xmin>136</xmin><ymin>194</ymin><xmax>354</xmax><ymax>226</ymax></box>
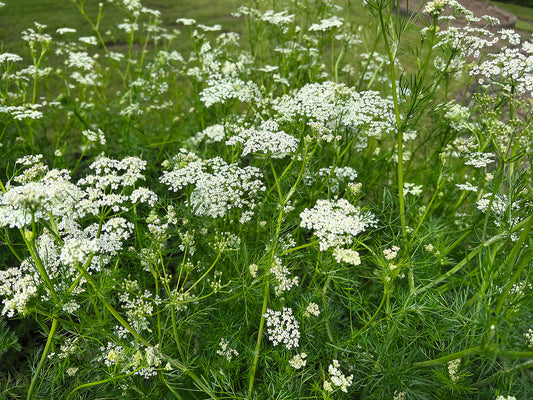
<box><xmin>27</xmin><ymin>318</ymin><xmax>59</xmax><ymax>400</ymax></box>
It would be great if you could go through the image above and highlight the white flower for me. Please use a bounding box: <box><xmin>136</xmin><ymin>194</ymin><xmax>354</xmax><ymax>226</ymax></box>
<box><xmin>200</xmin><ymin>76</ymin><xmax>262</xmax><ymax>107</ymax></box>
<box><xmin>270</xmin><ymin>257</ymin><xmax>299</xmax><ymax>296</ymax></box>
<box><xmin>82</xmin><ymin>128</ymin><xmax>106</xmax><ymax>145</ymax></box>
<box><xmin>67</xmin><ymin>51</ymin><xmax>96</xmax><ymax>71</ymax></box>
<box><xmin>260</xmin><ymin>10</ymin><xmax>294</xmax><ymax>26</ymax></box>
<box><xmin>0</xmin><ymin>52</ymin><xmax>23</xmax><ymax>63</ymax></box>
<box><xmin>273</xmin><ymin>82</ymin><xmax>395</xmax><ymax>149</ymax></box>
<box><xmin>289</xmin><ymin>353</ymin><xmax>307</xmax><ymax>369</ymax></box>
<box><xmin>216</xmin><ymin>338</ymin><xmax>239</xmax><ymax>362</ymax></box>
<box><xmin>403</xmin><ymin>182</ymin><xmax>423</xmax><ymax>197</ymax></box>
<box><xmin>249</xmin><ymin>264</ymin><xmax>259</xmax><ymax>278</ymax></box>
<box><xmin>79</xmin><ymin>36</ymin><xmax>98</xmax><ymax>46</ymax></box>
<box><xmin>324</xmin><ymin>359</ymin><xmax>353</xmax><ymax>393</ymax></box>
<box><xmin>60</xmin><ymin>238</ymin><xmax>99</xmax><ymax>266</ymax></box>
<box><xmin>309</xmin><ymin>16</ymin><xmax>343</xmax><ymax>32</ymax></box>
<box><xmin>424</xmin><ymin>0</ymin><xmax>449</xmax><ymax>16</ymax></box>
<box><xmin>176</xmin><ymin>18</ymin><xmax>196</xmax><ymax>26</ymax></box>
<box><xmin>456</xmin><ymin>182</ymin><xmax>478</xmax><ymax>192</ymax></box>
<box><xmin>383</xmin><ymin>246</ymin><xmax>400</xmax><ymax>260</ymax></box>
<box><xmin>300</xmin><ymin>198</ymin><xmax>377</xmax><ymax>251</ymax></box>
<box><xmin>160</xmin><ymin>151</ymin><xmax>265</xmax><ymax>220</ymax></box>
<box><xmin>264</xmin><ymin>307</ymin><xmax>300</xmax><ymax>349</ymax></box>
<box><xmin>304</xmin><ymin>302</ymin><xmax>320</xmax><ymax>317</ymax></box>
<box><xmin>0</xmin><ymin>266</ymin><xmax>38</xmax><ymax>317</ymax></box>
<box><xmin>394</xmin><ymin>391</ymin><xmax>406</xmax><ymax>400</ymax></box>
<box><xmin>226</xmin><ymin>120</ymin><xmax>299</xmax><ymax>158</ymax></box>
<box><xmin>464</xmin><ymin>152</ymin><xmax>495</xmax><ymax>168</ymax></box>
<box><xmin>333</xmin><ymin>248</ymin><xmax>361</xmax><ymax>266</ymax></box>
<box><xmin>448</xmin><ymin>358</ymin><xmax>461</xmax><ymax>382</ymax></box>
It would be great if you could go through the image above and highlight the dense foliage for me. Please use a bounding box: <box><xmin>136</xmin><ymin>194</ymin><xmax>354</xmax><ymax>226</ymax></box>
<box><xmin>0</xmin><ymin>0</ymin><xmax>532</xmax><ymax>399</ymax></box>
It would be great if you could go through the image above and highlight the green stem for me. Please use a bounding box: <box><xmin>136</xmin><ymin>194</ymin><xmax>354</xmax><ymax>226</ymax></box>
<box><xmin>351</xmin><ymin>292</ymin><xmax>386</xmax><ymax>342</ymax></box>
<box><xmin>377</xmin><ymin>5</ymin><xmax>410</xmax><ymax>288</ymax></box>
<box><xmin>66</xmin><ymin>367</ymin><xmax>143</xmax><ymax>400</ymax></box>
<box><xmin>413</xmin><ymin>346</ymin><xmax>483</xmax><ymax>368</ymax></box>
<box><xmin>27</xmin><ymin>318</ymin><xmax>59</xmax><ymax>400</ymax></box>
<box><xmin>322</xmin><ymin>275</ymin><xmax>334</xmax><ymax>343</ymax></box>
<box><xmin>248</xmin><ymin>274</ymin><xmax>270</xmax><ymax>398</ymax></box>
<box><xmin>414</xmin><ymin>245</ymin><xmax>483</xmax><ymax>295</ymax></box>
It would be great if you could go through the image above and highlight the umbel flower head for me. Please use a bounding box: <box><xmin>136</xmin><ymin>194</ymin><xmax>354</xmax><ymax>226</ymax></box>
<box><xmin>272</xmin><ymin>81</ymin><xmax>395</xmax><ymax>149</ymax></box>
<box><xmin>300</xmin><ymin>198</ymin><xmax>377</xmax><ymax>251</ymax></box>
<box><xmin>160</xmin><ymin>150</ymin><xmax>265</xmax><ymax>221</ymax></box>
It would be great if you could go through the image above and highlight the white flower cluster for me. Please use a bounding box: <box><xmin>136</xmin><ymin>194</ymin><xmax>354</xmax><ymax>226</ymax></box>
<box><xmin>333</xmin><ymin>247</ymin><xmax>361</xmax><ymax>265</ymax></box>
<box><xmin>0</xmin><ymin>155</ymin><xmax>155</xmax><ymax>317</ymax></box>
<box><xmin>160</xmin><ymin>150</ymin><xmax>265</xmax><ymax>220</ymax></box>
<box><xmin>0</xmin><ymin>104</ymin><xmax>43</xmax><ymax>121</ymax></box>
<box><xmin>216</xmin><ymin>337</ymin><xmax>239</xmax><ymax>362</ymax></box>
<box><xmin>470</xmin><ymin>39</ymin><xmax>533</xmax><ymax>96</ymax></box>
<box><xmin>66</xmin><ymin>51</ymin><xmax>96</xmax><ymax>71</ymax></box>
<box><xmin>119</xmin><ymin>280</ymin><xmax>155</xmax><ymax>333</ymax></box>
<box><xmin>443</xmin><ymin>136</ymin><xmax>477</xmax><ymax>160</ymax></box>
<box><xmin>394</xmin><ymin>391</ymin><xmax>406</xmax><ymax>400</ymax></box>
<box><xmin>289</xmin><ymin>352</ymin><xmax>307</xmax><ymax>369</ymax></box>
<box><xmin>190</xmin><ymin>124</ymin><xmax>226</xmax><ymax>145</ymax></box>
<box><xmin>383</xmin><ymin>246</ymin><xmax>400</xmax><ymax>260</ymax></box>
<box><xmin>270</xmin><ymin>256</ymin><xmax>299</xmax><ymax>296</ymax></box>
<box><xmin>0</xmin><ymin>163</ymin><xmax>81</xmax><ymax>229</ymax></box>
<box><xmin>77</xmin><ymin>156</ymin><xmax>156</xmax><ymax>214</ymax></box>
<box><xmin>309</xmin><ymin>16</ymin><xmax>343</xmax><ymax>32</ymax></box>
<box><xmin>200</xmin><ymin>75</ymin><xmax>262</xmax><ymax>107</ymax></box>
<box><xmin>176</xmin><ymin>18</ymin><xmax>196</xmax><ymax>26</ymax></box>
<box><xmin>264</xmin><ymin>307</ymin><xmax>300</xmax><ymax>349</ymax></box>
<box><xmin>0</xmin><ymin>52</ymin><xmax>23</xmax><ymax>64</ymax></box>
<box><xmin>443</xmin><ymin>102</ymin><xmax>471</xmax><ymax>131</ymax></box>
<box><xmin>305</xmin><ymin>166</ymin><xmax>358</xmax><ymax>193</ymax></box>
<box><xmin>60</xmin><ymin>237</ymin><xmax>99</xmax><ymax>266</ymax></box>
<box><xmin>323</xmin><ymin>359</ymin><xmax>353</xmax><ymax>393</ymax></box>
<box><xmin>464</xmin><ymin>152</ymin><xmax>495</xmax><ymax>169</ymax></box>
<box><xmin>435</xmin><ymin>24</ymin><xmax>498</xmax><ymax>61</ymax></box>
<box><xmin>98</xmin><ymin>341</ymin><xmax>165</xmax><ymax>378</ymax></box>
<box><xmin>0</xmin><ymin>266</ymin><xmax>38</xmax><ymax>317</ymax></box>
<box><xmin>21</xmin><ymin>25</ymin><xmax>51</xmax><ymax>44</ymax></box>
<box><xmin>304</xmin><ymin>302</ymin><xmax>320</xmax><ymax>317</ymax></box>
<box><xmin>225</xmin><ymin>120</ymin><xmax>299</xmax><ymax>158</ymax></box>
<box><xmin>82</xmin><ymin>128</ymin><xmax>106</xmax><ymax>146</ymax></box>
<box><xmin>260</xmin><ymin>10</ymin><xmax>294</xmax><ymax>28</ymax></box>
<box><xmin>448</xmin><ymin>358</ymin><xmax>461</xmax><ymax>382</ymax></box>
<box><xmin>476</xmin><ymin>193</ymin><xmax>516</xmax><ymax>218</ymax></box>
<box><xmin>300</xmin><ymin>198</ymin><xmax>377</xmax><ymax>251</ymax></box>
<box><xmin>424</xmin><ymin>0</ymin><xmax>449</xmax><ymax>17</ymax></box>
<box><xmin>403</xmin><ymin>182</ymin><xmax>423</xmax><ymax>197</ymax></box>
<box><xmin>495</xmin><ymin>396</ymin><xmax>516</xmax><ymax>400</ymax></box>
<box><xmin>456</xmin><ymin>182</ymin><xmax>478</xmax><ymax>192</ymax></box>
<box><xmin>273</xmin><ymin>82</ymin><xmax>395</xmax><ymax>149</ymax></box>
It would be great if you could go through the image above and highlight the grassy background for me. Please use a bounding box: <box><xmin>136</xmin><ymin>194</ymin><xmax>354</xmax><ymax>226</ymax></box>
<box><xmin>2</xmin><ymin>0</ymin><xmax>532</xmax><ymax>55</ymax></box>
<box><xmin>490</xmin><ymin>0</ymin><xmax>533</xmax><ymax>32</ymax></box>
<box><xmin>0</xmin><ymin>0</ymin><xmax>243</xmax><ymax>52</ymax></box>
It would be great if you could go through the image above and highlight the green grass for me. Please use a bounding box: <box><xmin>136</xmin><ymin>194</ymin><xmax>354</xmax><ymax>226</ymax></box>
<box><xmin>0</xmin><ymin>0</ymin><xmax>243</xmax><ymax>53</ymax></box>
<box><xmin>491</xmin><ymin>0</ymin><xmax>533</xmax><ymax>32</ymax></box>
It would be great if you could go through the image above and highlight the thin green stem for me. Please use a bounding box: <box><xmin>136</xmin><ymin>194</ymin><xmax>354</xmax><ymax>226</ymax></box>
<box><xmin>414</xmin><ymin>245</ymin><xmax>482</xmax><ymax>295</ymax></box>
<box><xmin>351</xmin><ymin>292</ymin><xmax>386</xmax><ymax>342</ymax></box>
<box><xmin>413</xmin><ymin>346</ymin><xmax>483</xmax><ymax>368</ymax></box>
<box><xmin>27</xmin><ymin>318</ymin><xmax>59</xmax><ymax>400</ymax></box>
<box><xmin>248</xmin><ymin>274</ymin><xmax>270</xmax><ymax>398</ymax></box>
